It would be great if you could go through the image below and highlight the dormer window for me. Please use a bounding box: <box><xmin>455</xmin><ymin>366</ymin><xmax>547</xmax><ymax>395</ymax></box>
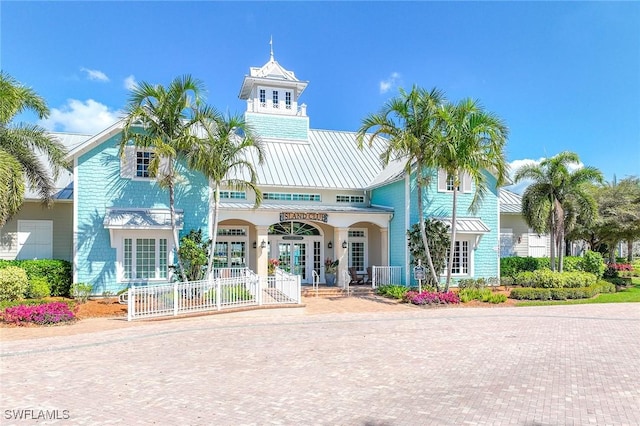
<box><xmin>272</xmin><ymin>90</ymin><xmax>279</xmax><ymax>108</ymax></box>
<box><xmin>259</xmin><ymin>89</ymin><xmax>266</xmax><ymax>107</ymax></box>
<box><xmin>285</xmin><ymin>91</ymin><xmax>292</xmax><ymax>109</ymax></box>
<box><xmin>136</xmin><ymin>151</ymin><xmax>154</xmax><ymax>178</ymax></box>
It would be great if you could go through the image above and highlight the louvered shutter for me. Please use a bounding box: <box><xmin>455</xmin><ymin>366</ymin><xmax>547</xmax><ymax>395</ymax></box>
<box><xmin>120</xmin><ymin>146</ymin><xmax>136</xmax><ymax>178</ymax></box>
<box><xmin>462</xmin><ymin>172</ymin><xmax>472</xmax><ymax>193</ymax></box>
<box><xmin>437</xmin><ymin>169</ymin><xmax>447</xmax><ymax>192</ymax></box>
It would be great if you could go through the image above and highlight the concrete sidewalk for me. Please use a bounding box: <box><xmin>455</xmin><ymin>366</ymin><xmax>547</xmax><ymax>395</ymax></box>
<box><xmin>1</xmin><ymin>302</ymin><xmax>639</xmax><ymax>425</ymax></box>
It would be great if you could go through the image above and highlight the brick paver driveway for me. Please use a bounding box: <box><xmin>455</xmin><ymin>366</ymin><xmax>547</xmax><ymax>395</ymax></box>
<box><xmin>1</xmin><ymin>302</ymin><xmax>639</xmax><ymax>425</ymax></box>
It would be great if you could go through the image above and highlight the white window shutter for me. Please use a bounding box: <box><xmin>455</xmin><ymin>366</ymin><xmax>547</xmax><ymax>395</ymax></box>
<box><xmin>120</xmin><ymin>146</ymin><xmax>136</xmax><ymax>179</ymax></box>
<box><xmin>158</xmin><ymin>155</ymin><xmax>171</xmax><ymax>179</ymax></box>
<box><xmin>463</xmin><ymin>172</ymin><xmax>472</xmax><ymax>193</ymax></box>
<box><xmin>437</xmin><ymin>169</ymin><xmax>447</xmax><ymax>192</ymax></box>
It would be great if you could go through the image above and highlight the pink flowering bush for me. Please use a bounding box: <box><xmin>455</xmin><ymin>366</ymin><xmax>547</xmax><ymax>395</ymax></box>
<box><xmin>1</xmin><ymin>302</ymin><xmax>77</xmax><ymax>325</ymax></box>
<box><xmin>403</xmin><ymin>290</ymin><xmax>460</xmax><ymax>305</ymax></box>
<box><xmin>607</xmin><ymin>263</ymin><xmax>633</xmax><ymax>271</ymax></box>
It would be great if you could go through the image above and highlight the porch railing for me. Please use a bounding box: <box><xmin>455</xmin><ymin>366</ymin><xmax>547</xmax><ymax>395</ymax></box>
<box><xmin>371</xmin><ymin>266</ymin><xmax>403</xmax><ymax>288</ymax></box>
<box><xmin>127</xmin><ymin>267</ymin><xmax>300</xmax><ymax>321</ymax></box>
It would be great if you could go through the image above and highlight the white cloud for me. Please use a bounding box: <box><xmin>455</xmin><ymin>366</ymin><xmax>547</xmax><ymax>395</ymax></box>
<box><xmin>124</xmin><ymin>75</ymin><xmax>137</xmax><ymax>91</ymax></box>
<box><xmin>80</xmin><ymin>67</ymin><xmax>110</xmax><ymax>82</ymax></box>
<box><xmin>39</xmin><ymin>99</ymin><xmax>120</xmax><ymax>134</ymax></box>
<box><xmin>504</xmin><ymin>157</ymin><xmax>584</xmax><ymax>194</ymax></box>
<box><xmin>379</xmin><ymin>72</ymin><xmax>401</xmax><ymax>94</ymax></box>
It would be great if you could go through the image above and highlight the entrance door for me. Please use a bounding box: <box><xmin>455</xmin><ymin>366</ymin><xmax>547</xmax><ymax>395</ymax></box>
<box><xmin>277</xmin><ymin>242</ymin><xmax>308</xmax><ymax>283</ymax></box>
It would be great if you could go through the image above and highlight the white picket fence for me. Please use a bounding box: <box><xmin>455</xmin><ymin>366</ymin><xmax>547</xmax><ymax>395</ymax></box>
<box><xmin>126</xmin><ymin>268</ymin><xmax>301</xmax><ymax>321</ymax></box>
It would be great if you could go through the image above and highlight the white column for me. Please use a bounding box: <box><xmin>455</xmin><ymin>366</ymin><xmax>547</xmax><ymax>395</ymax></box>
<box><xmin>380</xmin><ymin>228</ymin><xmax>389</xmax><ymax>266</ymax></box>
<box><xmin>335</xmin><ymin>227</ymin><xmax>349</xmax><ymax>288</ymax></box>
<box><xmin>255</xmin><ymin>225</ymin><xmax>269</xmax><ymax>283</ymax></box>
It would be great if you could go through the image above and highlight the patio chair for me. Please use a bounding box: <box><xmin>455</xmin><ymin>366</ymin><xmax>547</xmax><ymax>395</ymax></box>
<box><xmin>364</xmin><ymin>266</ymin><xmax>373</xmax><ymax>285</ymax></box>
<box><xmin>348</xmin><ymin>267</ymin><xmax>364</xmax><ymax>285</ymax></box>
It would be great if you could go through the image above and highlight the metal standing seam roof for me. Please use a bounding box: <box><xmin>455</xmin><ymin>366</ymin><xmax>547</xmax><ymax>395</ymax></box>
<box><xmin>499</xmin><ymin>189</ymin><xmax>523</xmax><ymax>214</ymax></box>
<box><xmin>103</xmin><ymin>208</ymin><xmax>184</xmax><ymax>229</ymax></box>
<box><xmin>436</xmin><ymin>217</ymin><xmax>491</xmax><ymax>234</ymax></box>
<box><xmin>24</xmin><ymin>132</ymin><xmax>92</xmax><ymax>201</ymax></box>
<box><xmin>236</xmin><ymin>129</ymin><xmax>392</xmax><ymax>190</ymax></box>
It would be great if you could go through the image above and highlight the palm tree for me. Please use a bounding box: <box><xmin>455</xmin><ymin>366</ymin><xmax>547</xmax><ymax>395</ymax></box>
<box><xmin>514</xmin><ymin>151</ymin><xmax>603</xmax><ymax>271</ymax></box>
<box><xmin>435</xmin><ymin>98</ymin><xmax>509</xmax><ymax>291</ymax></box>
<box><xmin>186</xmin><ymin>111</ymin><xmax>265</xmax><ymax>278</ymax></box>
<box><xmin>119</xmin><ymin>75</ymin><xmax>206</xmax><ymax>282</ymax></box>
<box><xmin>0</xmin><ymin>71</ymin><xmax>67</xmax><ymax>226</ymax></box>
<box><xmin>357</xmin><ymin>86</ymin><xmax>446</xmax><ymax>289</ymax></box>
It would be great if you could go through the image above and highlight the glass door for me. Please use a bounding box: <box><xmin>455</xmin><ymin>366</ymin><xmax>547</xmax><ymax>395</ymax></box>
<box><xmin>277</xmin><ymin>242</ymin><xmax>309</xmax><ymax>283</ymax></box>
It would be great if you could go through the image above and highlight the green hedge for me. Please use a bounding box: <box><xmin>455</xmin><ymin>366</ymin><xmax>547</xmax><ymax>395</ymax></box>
<box><xmin>501</xmin><ymin>253</ymin><xmax>606</xmax><ymax>278</ymax></box>
<box><xmin>510</xmin><ymin>281</ymin><xmax>615</xmax><ymax>300</ymax></box>
<box><xmin>0</xmin><ymin>259</ymin><xmax>73</xmax><ymax>297</ymax></box>
<box><xmin>514</xmin><ymin>270</ymin><xmax>597</xmax><ymax>288</ymax></box>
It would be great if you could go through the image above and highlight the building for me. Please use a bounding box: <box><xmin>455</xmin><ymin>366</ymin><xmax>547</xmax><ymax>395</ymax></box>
<box><xmin>44</xmin><ymin>53</ymin><xmax>502</xmax><ymax>293</ymax></box>
<box><xmin>499</xmin><ymin>189</ymin><xmax>551</xmax><ymax>258</ymax></box>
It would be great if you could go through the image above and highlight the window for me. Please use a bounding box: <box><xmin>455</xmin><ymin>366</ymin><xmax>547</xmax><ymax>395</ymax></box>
<box><xmin>285</xmin><ymin>91</ymin><xmax>292</xmax><ymax>109</ymax></box>
<box><xmin>336</xmin><ymin>195</ymin><xmax>365</xmax><ymax>203</ymax></box>
<box><xmin>214</xmin><ymin>227</ymin><xmax>248</xmax><ymax>268</ymax></box>
<box><xmin>123</xmin><ymin>237</ymin><xmax>168</xmax><ymax>280</ymax></box>
<box><xmin>438</xmin><ymin>169</ymin><xmax>471</xmax><ymax>193</ymax></box>
<box><xmin>264</xmin><ymin>193</ymin><xmax>321</xmax><ymax>202</ymax></box>
<box><xmin>136</xmin><ymin>151</ymin><xmax>154</xmax><ymax>178</ymax></box>
<box><xmin>448</xmin><ymin>240</ymin><xmax>469</xmax><ymax>275</ymax></box>
<box><xmin>348</xmin><ymin>229</ymin><xmax>367</xmax><ymax>272</ymax></box>
<box><xmin>219</xmin><ymin>191</ymin><xmax>247</xmax><ymax>200</ymax></box>
<box><xmin>259</xmin><ymin>89</ymin><xmax>266</xmax><ymax>107</ymax></box>
<box><xmin>446</xmin><ymin>174</ymin><xmax>460</xmax><ymax>192</ymax></box>
<box><xmin>272</xmin><ymin>91</ymin><xmax>279</xmax><ymax>108</ymax></box>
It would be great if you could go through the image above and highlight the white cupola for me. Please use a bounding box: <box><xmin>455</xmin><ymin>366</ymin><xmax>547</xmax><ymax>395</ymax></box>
<box><xmin>239</xmin><ymin>40</ymin><xmax>310</xmax><ymax>142</ymax></box>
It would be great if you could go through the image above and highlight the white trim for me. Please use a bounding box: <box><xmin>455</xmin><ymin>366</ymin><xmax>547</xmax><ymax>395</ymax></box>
<box><xmin>111</xmin><ymin>229</ymin><xmax>174</xmax><ymax>283</ymax></box>
<box><xmin>404</xmin><ymin>173</ymin><xmax>411</xmax><ymax>286</ymax></box>
<box><xmin>73</xmin><ymin>156</ymin><xmax>79</xmax><ymax>284</ymax></box>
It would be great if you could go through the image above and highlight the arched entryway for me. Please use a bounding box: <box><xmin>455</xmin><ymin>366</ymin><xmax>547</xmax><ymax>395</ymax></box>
<box><xmin>268</xmin><ymin>221</ymin><xmax>323</xmax><ymax>284</ymax></box>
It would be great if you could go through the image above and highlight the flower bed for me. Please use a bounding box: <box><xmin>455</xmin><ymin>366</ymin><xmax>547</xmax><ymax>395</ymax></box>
<box><xmin>1</xmin><ymin>301</ymin><xmax>78</xmax><ymax>326</ymax></box>
<box><xmin>403</xmin><ymin>290</ymin><xmax>460</xmax><ymax>305</ymax></box>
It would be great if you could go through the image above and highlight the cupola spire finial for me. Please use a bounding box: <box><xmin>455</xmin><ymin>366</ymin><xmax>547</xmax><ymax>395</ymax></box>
<box><xmin>269</xmin><ymin>35</ymin><xmax>274</xmax><ymax>61</ymax></box>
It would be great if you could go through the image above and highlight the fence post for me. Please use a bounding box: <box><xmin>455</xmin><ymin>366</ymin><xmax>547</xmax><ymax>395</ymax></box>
<box><xmin>297</xmin><ymin>275</ymin><xmax>301</xmax><ymax>303</ymax></box>
<box><xmin>372</xmin><ymin>266</ymin><xmax>377</xmax><ymax>289</ymax></box>
<box><xmin>173</xmin><ymin>282</ymin><xmax>179</xmax><ymax>316</ymax></box>
<box><xmin>127</xmin><ymin>286</ymin><xmax>133</xmax><ymax>321</ymax></box>
<box><xmin>216</xmin><ymin>278</ymin><xmax>221</xmax><ymax>311</ymax></box>
<box><xmin>256</xmin><ymin>275</ymin><xmax>262</xmax><ymax>306</ymax></box>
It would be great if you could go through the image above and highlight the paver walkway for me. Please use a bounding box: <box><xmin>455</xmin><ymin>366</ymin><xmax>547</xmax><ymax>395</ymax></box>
<box><xmin>1</xmin><ymin>299</ymin><xmax>639</xmax><ymax>425</ymax></box>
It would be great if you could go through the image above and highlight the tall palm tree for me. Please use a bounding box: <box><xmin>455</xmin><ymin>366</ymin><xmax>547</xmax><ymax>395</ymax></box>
<box><xmin>119</xmin><ymin>75</ymin><xmax>206</xmax><ymax>282</ymax></box>
<box><xmin>514</xmin><ymin>151</ymin><xmax>603</xmax><ymax>271</ymax></box>
<box><xmin>186</xmin><ymin>111</ymin><xmax>265</xmax><ymax>278</ymax></box>
<box><xmin>0</xmin><ymin>71</ymin><xmax>67</xmax><ymax>226</ymax></box>
<box><xmin>436</xmin><ymin>98</ymin><xmax>509</xmax><ymax>291</ymax></box>
<box><xmin>357</xmin><ymin>86</ymin><xmax>446</xmax><ymax>289</ymax></box>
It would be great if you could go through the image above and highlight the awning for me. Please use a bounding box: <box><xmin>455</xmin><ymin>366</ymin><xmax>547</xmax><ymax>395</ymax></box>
<box><xmin>103</xmin><ymin>208</ymin><xmax>184</xmax><ymax>230</ymax></box>
<box><xmin>437</xmin><ymin>217</ymin><xmax>490</xmax><ymax>234</ymax></box>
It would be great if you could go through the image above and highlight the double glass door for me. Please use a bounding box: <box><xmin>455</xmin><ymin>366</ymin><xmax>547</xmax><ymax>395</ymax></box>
<box><xmin>277</xmin><ymin>242</ymin><xmax>308</xmax><ymax>282</ymax></box>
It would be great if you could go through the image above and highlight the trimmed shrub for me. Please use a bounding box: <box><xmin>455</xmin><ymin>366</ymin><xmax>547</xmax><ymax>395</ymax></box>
<box><xmin>458</xmin><ymin>278</ymin><xmax>487</xmax><ymax>290</ymax></box>
<box><xmin>500</xmin><ymin>257</ymin><xmax>550</xmax><ymax>277</ymax></box>
<box><xmin>0</xmin><ymin>259</ymin><xmax>72</xmax><ymax>297</ymax></box>
<box><xmin>27</xmin><ymin>278</ymin><xmax>51</xmax><ymax>299</ymax></box>
<box><xmin>0</xmin><ymin>266</ymin><xmax>29</xmax><ymax>301</ymax></box>
<box><xmin>510</xmin><ymin>281</ymin><xmax>615</xmax><ymax>300</ymax></box>
<box><xmin>514</xmin><ymin>270</ymin><xmax>596</xmax><ymax>288</ymax></box>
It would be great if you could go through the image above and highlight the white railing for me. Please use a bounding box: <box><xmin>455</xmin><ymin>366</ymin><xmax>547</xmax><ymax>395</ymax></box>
<box><xmin>211</xmin><ymin>267</ymin><xmax>248</xmax><ymax>279</ymax></box>
<box><xmin>311</xmin><ymin>270</ymin><xmax>320</xmax><ymax>297</ymax></box>
<box><xmin>127</xmin><ymin>268</ymin><xmax>300</xmax><ymax>321</ymax></box>
<box><xmin>371</xmin><ymin>266</ymin><xmax>403</xmax><ymax>288</ymax></box>
<box><xmin>263</xmin><ymin>268</ymin><xmax>301</xmax><ymax>305</ymax></box>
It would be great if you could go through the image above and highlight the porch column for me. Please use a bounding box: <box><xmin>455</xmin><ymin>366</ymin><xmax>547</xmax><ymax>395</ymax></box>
<box><xmin>380</xmin><ymin>228</ymin><xmax>389</xmax><ymax>266</ymax></box>
<box><xmin>255</xmin><ymin>225</ymin><xmax>269</xmax><ymax>280</ymax></box>
<box><xmin>335</xmin><ymin>227</ymin><xmax>349</xmax><ymax>288</ymax></box>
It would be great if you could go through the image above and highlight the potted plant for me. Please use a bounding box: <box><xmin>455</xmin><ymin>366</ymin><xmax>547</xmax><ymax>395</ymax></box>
<box><xmin>268</xmin><ymin>258</ymin><xmax>280</xmax><ymax>275</ymax></box>
<box><xmin>324</xmin><ymin>258</ymin><xmax>339</xmax><ymax>286</ymax></box>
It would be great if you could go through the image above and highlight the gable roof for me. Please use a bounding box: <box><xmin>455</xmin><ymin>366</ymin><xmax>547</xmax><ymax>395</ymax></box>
<box><xmin>25</xmin><ymin>131</ymin><xmax>91</xmax><ymax>201</ymax></box>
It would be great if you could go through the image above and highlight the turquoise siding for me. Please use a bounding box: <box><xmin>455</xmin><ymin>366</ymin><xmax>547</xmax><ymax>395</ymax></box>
<box><xmin>245</xmin><ymin>112</ymin><xmax>309</xmax><ymax>140</ymax></box>
<box><xmin>408</xmin><ymin>169</ymin><xmax>500</xmax><ymax>285</ymax></box>
<box><xmin>75</xmin><ymin>135</ymin><xmax>209</xmax><ymax>294</ymax></box>
<box><xmin>371</xmin><ymin>179</ymin><xmax>406</xmax><ymax>285</ymax></box>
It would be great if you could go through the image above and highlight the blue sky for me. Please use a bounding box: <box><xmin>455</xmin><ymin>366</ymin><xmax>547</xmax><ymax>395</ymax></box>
<box><xmin>2</xmin><ymin>1</ymin><xmax>639</xmax><ymax>191</ymax></box>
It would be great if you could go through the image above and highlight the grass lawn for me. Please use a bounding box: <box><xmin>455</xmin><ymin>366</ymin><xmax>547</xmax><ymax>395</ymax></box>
<box><xmin>517</xmin><ymin>278</ymin><xmax>640</xmax><ymax>307</ymax></box>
